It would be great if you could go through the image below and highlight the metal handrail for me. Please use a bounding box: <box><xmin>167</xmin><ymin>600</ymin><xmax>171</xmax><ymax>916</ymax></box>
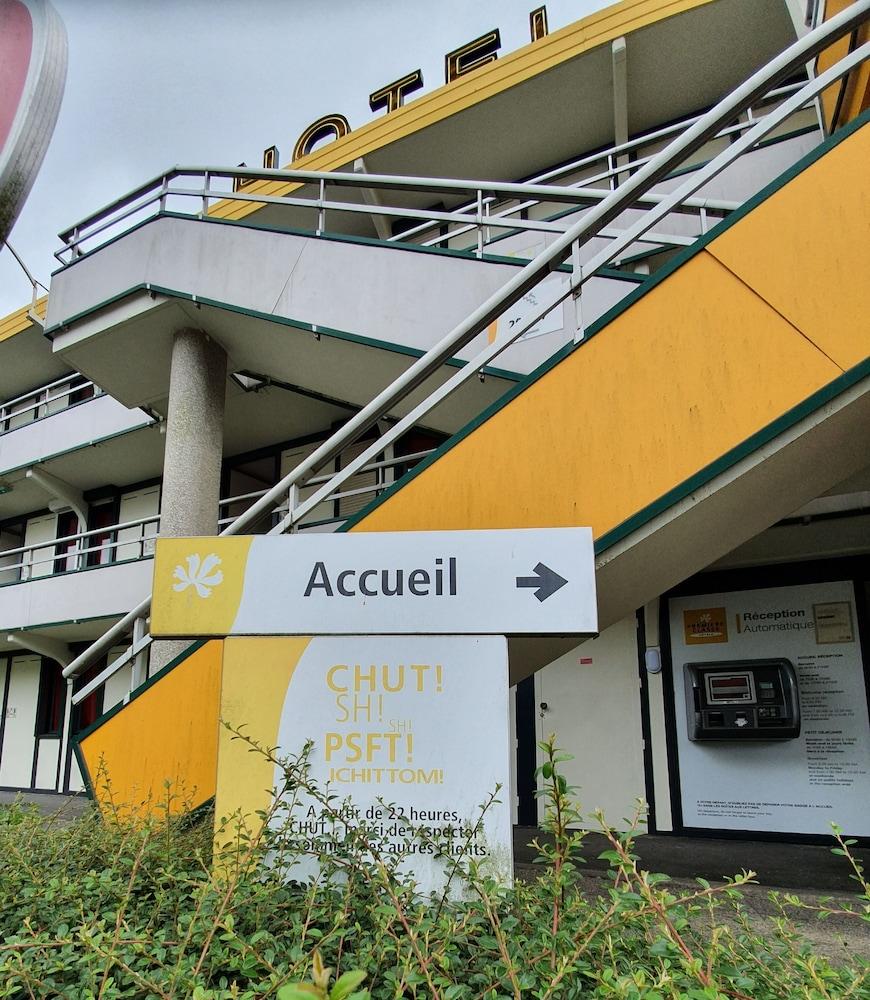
<box><xmin>60</xmin><ymin>3</ymin><xmax>870</xmax><ymax>700</ymax></box>
<box><xmin>215</xmin><ymin>448</ymin><xmax>436</xmax><ymax>523</ymax></box>
<box><xmin>272</xmin><ymin>44</ymin><xmax>869</xmax><ymax>536</ymax></box>
<box><xmin>5</xmin><ymin>447</ymin><xmax>438</xmax><ymax>580</ymax></box>
<box><xmin>395</xmin><ymin>82</ymin><xmax>808</xmax><ymax>248</ymax></box>
<box><xmin>53</xmin><ymin>82</ymin><xmax>809</xmax><ymax>265</ymax></box>
<box><xmin>54</xmin><ymin>176</ymin><xmax>728</xmax><ymax>265</ymax></box>
<box><xmin>0</xmin><ymin>378</ymin><xmax>100</xmax><ymax>429</ymax></box>
<box><xmin>1</xmin><ymin>373</ymin><xmax>85</xmax><ymax>410</ymax></box>
<box><xmin>0</xmin><ymin>515</ymin><xmax>159</xmax><ymax>578</ymax></box>
<box><xmin>0</xmin><ymin>514</ymin><xmax>158</xmax><ymax>561</ymax></box>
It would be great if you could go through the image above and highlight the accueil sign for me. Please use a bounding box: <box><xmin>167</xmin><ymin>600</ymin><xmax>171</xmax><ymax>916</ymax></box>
<box><xmin>156</xmin><ymin>528</ymin><xmax>595</xmax><ymax>892</ymax></box>
<box><xmin>233</xmin><ymin>5</ymin><xmax>550</xmax><ymax>187</ymax></box>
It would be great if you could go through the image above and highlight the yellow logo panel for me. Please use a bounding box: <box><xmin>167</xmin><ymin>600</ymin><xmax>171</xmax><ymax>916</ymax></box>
<box><xmin>683</xmin><ymin>607</ymin><xmax>728</xmax><ymax>645</ymax></box>
<box><xmin>152</xmin><ymin>537</ymin><xmax>252</xmax><ymax>636</ymax></box>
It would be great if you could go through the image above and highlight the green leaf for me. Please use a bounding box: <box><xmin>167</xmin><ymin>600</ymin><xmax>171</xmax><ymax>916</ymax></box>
<box><xmin>330</xmin><ymin>970</ymin><xmax>367</xmax><ymax>1000</ymax></box>
<box><xmin>278</xmin><ymin>986</ymin><xmax>321</xmax><ymax>1000</ymax></box>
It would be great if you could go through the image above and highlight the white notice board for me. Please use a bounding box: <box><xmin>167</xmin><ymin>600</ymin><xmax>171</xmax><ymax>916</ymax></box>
<box><xmin>669</xmin><ymin>581</ymin><xmax>870</xmax><ymax>836</ymax></box>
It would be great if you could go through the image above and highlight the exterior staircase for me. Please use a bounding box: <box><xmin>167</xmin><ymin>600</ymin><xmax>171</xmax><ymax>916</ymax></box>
<box><xmin>58</xmin><ymin>7</ymin><xmax>870</xmax><ymax>814</ymax></box>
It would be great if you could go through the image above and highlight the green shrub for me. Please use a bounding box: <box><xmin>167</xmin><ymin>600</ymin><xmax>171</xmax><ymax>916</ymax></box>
<box><xmin>0</xmin><ymin>735</ymin><xmax>867</xmax><ymax>999</ymax></box>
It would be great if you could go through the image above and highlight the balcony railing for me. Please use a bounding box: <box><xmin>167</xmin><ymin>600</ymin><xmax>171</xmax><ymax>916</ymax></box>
<box><xmin>50</xmin><ymin>79</ymin><xmax>818</xmax><ymax>275</ymax></box>
<box><xmin>0</xmin><ymin>375</ymin><xmax>102</xmax><ymax>434</ymax></box>
<box><xmin>0</xmin><ymin>448</ymin><xmax>437</xmax><ymax>585</ymax></box>
<box><xmin>0</xmin><ymin>515</ymin><xmax>159</xmax><ymax>583</ymax></box>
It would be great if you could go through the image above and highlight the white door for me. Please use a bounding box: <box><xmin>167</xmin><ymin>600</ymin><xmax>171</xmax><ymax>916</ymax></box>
<box><xmin>0</xmin><ymin>655</ymin><xmax>40</xmax><ymax>787</ymax></box>
<box><xmin>116</xmin><ymin>486</ymin><xmax>160</xmax><ymax>561</ymax></box>
<box><xmin>536</xmin><ymin>616</ymin><xmax>646</xmax><ymax>830</ymax></box>
<box><xmin>22</xmin><ymin>513</ymin><xmax>58</xmax><ymax>580</ymax></box>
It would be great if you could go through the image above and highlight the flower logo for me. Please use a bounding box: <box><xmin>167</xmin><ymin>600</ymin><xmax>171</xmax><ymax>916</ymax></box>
<box><xmin>173</xmin><ymin>553</ymin><xmax>223</xmax><ymax>598</ymax></box>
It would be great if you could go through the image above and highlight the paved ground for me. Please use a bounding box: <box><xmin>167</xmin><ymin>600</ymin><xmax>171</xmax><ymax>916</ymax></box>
<box><xmin>513</xmin><ymin>827</ymin><xmax>870</xmax><ymax>893</ymax></box>
<box><xmin>0</xmin><ymin>789</ymin><xmax>91</xmax><ymax>820</ymax></box>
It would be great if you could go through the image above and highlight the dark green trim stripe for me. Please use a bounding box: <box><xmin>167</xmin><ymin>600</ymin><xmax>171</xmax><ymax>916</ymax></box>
<box><xmin>74</xmin><ymin>639</ymin><xmax>207</xmax><ymax>744</ymax></box>
<box><xmin>44</xmin><ymin>282</ymin><xmax>524</xmax><ymax>384</ymax></box>
<box><xmin>342</xmin><ymin>110</ymin><xmax>870</xmax><ymax>534</ymax></box>
<box><xmin>51</xmin><ymin>205</ymin><xmax>642</xmax><ymax>284</ymax></box>
<box><xmin>53</xmin><ymin>206</ymin><xmax>574</xmax><ymax>275</ymax></box>
<box><xmin>4</xmin><ymin>612</ymin><xmax>123</xmax><ymax>632</ymax></box>
<box><xmin>71</xmin><ymin>738</ymin><xmax>94</xmax><ymax>802</ymax></box>
<box><xmin>0</xmin><ymin>393</ymin><xmax>120</xmax><ymax>441</ymax></box>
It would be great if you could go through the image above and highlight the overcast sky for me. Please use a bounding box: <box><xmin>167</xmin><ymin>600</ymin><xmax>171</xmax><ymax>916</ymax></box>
<box><xmin>1</xmin><ymin>0</ymin><xmax>614</xmax><ymax>319</ymax></box>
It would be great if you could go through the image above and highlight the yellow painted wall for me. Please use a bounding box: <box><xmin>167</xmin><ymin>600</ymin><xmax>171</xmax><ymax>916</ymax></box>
<box><xmin>77</xmin><ymin>640</ymin><xmax>223</xmax><ymax>817</ymax></box>
<box><xmin>708</xmin><ymin>120</ymin><xmax>869</xmax><ymax>372</ymax></box>
<box><xmin>353</xmin><ymin>122</ymin><xmax>868</xmax><ymax>541</ymax></box>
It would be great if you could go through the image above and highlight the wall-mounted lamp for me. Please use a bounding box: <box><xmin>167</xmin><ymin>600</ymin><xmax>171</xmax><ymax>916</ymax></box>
<box><xmin>644</xmin><ymin>647</ymin><xmax>662</xmax><ymax>674</ymax></box>
<box><xmin>644</xmin><ymin>598</ymin><xmax>663</xmax><ymax>673</ymax></box>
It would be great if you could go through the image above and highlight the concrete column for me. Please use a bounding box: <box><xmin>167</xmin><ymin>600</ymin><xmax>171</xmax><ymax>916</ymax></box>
<box><xmin>160</xmin><ymin>328</ymin><xmax>227</xmax><ymax>538</ymax></box>
<box><xmin>152</xmin><ymin>328</ymin><xmax>227</xmax><ymax>671</ymax></box>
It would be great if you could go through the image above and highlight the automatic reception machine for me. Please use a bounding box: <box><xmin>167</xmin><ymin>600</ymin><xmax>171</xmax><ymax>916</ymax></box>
<box><xmin>684</xmin><ymin>659</ymin><xmax>801</xmax><ymax>741</ymax></box>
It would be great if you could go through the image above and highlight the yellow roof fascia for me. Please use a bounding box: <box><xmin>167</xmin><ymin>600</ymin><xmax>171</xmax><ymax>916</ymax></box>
<box><xmin>209</xmin><ymin>0</ymin><xmax>716</xmax><ymax>223</ymax></box>
<box><xmin>0</xmin><ymin>295</ymin><xmax>47</xmax><ymax>343</ymax></box>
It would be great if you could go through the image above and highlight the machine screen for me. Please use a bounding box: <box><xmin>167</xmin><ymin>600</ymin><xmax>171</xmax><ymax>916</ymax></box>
<box><xmin>705</xmin><ymin>672</ymin><xmax>755</xmax><ymax>704</ymax></box>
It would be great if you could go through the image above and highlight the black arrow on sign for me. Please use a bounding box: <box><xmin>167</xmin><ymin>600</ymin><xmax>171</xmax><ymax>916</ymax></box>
<box><xmin>515</xmin><ymin>562</ymin><xmax>569</xmax><ymax>602</ymax></box>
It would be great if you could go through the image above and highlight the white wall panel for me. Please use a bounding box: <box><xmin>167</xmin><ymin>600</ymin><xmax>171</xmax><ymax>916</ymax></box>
<box><xmin>34</xmin><ymin>738</ymin><xmax>59</xmax><ymax>790</ymax></box>
<box><xmin>0</xmin><ymin>393</ymin><xmax>152</xmax><ymax>476</ymax></box>
<box><xmin>0</xmin><ymin>558</ymin><xmax>154</xmax><ymax>632</ymax></box>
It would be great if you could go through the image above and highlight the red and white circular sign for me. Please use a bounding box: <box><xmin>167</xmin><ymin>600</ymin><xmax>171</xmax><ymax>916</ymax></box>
<box><xmin>0</xmin><ymin>0</ymin><xmax>67</xmax><ymax>243</ymax></box>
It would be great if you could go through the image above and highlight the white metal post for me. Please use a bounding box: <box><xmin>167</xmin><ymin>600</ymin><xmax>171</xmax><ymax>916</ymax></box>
<box><xmin>130</xmin><ymin>616</ymin><xmax>148</xmax><ymax>692</ymax></box>
<box><xmin>57</xmin><ymin>679</ymin><xmax>74</xmax><ymax>793</ymax></box>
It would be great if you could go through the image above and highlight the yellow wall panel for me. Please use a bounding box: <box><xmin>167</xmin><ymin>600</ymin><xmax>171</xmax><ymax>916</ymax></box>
<box><xmin>215</xmin><ymin>636</ymin><xmax>311</xmax><ymax>838</ymax></box>
<box><xmin>77</xmin><ymin>640</ymin><xmax>223</xmax><ymax>817</ymax></box>
<box><xmin>708</xmin><ymin>120</ymin><xmax>869</xmax><ymax>371</ymax></box>
<box><xmin>354</xmin><ymin>250</ymin><xmax>841</xmax><ymax>540</ymax></box>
